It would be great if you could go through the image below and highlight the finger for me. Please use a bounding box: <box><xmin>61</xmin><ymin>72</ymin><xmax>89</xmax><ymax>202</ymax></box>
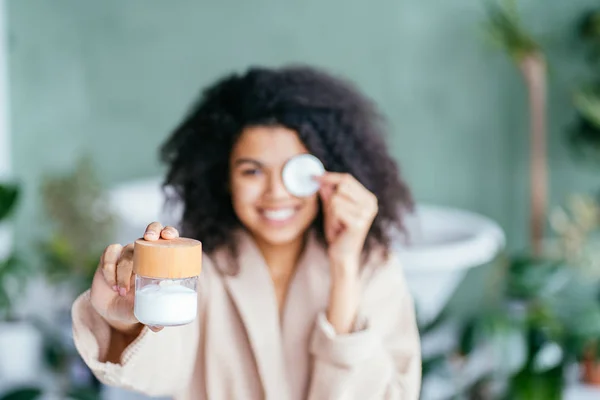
<box><xmin>148</xmin><ymin>326</ymin><xmax>164</xmax><ymax>333</ymax></box>
<box><xmin>318</xmin><ymin>183</ymin><xmax>336</xmax><ymax>205</ymax></box>
<box><xmin>317</xmin><ymin>173</ymin><xmax>371</xmax><ymax>204</ymax></box>
<box><xmin>337</xmin><ymin>178</ymin><xmax>375</xmax><ymax>206</ymax></box>
<box><xmin>338</xmin><ymin>187</ymin><xmax>378</xmax><ymax>216</ymax></box>
<box><xmin>330</xmin><ymin>195</ymin><xmax>363</xmax><ymax>224</ymax></box>
<box><xmin>160</xmin><ymin>226</ymin><xmax>179</xmax><ymax>239</ymax></box>
<box><xmin>109</xmin><ymin>288</ymin><xmax>136</xmax><ymax>322</ymax></box>
<box><xmin>330</xmin><ymin>195</ymin><xmax>376</xmax><ymax>233</ymax></box>
<box><xmin>144</xmin><ymin>222</ymin><xmax>164</xmax><ymax>240</ymax></box>
<box><xmin>315</xmin><ymin>172</ymin><xmax>346</xmax><ymax>185</ymax></box>
<box><xmin>116</xmin><ymin>244</ymin><xmax>135</xmax><ymax>295</ymax></box>
<box><xmin>101</xmin><ymin>244</ymin><xmax>123</xmax><ymax>291</ymax></box>
<box><xmin>329</xmin><ymin>184</ymin><xmax>362</xmax><ymax>206</ymax></box>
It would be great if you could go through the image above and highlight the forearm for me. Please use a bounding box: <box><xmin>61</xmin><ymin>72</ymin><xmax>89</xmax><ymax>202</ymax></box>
<box><xmin>311</xmin><ymin>260</ymin><xmax>422</xmax><ymax>400</ymax></box>
<box><xmin>73</xmin><ymin>291</ymin><xmax>197</xmax><ymax>395</ymax></box>
<box><xmin>326</xmin><ymin>261</ymin><xmax>361</xmax><ymax>334</ymax></box>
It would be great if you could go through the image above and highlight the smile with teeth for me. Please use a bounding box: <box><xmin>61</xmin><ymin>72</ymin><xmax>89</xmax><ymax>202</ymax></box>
<box><xmin>261</xmin><ymin>208</ymin><xmax>297</xmax><ymax>222</ymax></box>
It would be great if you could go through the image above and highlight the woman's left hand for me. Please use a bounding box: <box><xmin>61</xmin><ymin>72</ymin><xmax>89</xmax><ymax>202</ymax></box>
<box><xmin>316</xmin><ymin>172</ymin><xmax>378</xmax><ymax>277</ymax></box>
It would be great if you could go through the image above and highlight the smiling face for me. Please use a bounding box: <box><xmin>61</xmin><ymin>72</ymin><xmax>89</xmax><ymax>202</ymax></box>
<box><xmin>229</xmin><ymin>125</ymin><xmax>320</xmax><ymax>249</ymax></box>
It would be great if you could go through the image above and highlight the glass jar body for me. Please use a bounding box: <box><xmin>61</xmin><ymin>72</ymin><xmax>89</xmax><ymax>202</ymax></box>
<box><xmin>133</xmin><ymin>275</ymin><xmax>198</xmax><ymax>326</ymax></box>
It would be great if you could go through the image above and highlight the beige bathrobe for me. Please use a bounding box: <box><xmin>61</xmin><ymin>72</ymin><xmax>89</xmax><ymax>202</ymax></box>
<box><xmin>71</xmin><ymin>230</ymin><xmax>421</xmax><ymax>400</ymax></box>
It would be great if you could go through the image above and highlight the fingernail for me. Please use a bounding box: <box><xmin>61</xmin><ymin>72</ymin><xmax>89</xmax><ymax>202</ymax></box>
<box><xmin>119</xmin><ymin>287</ymin><xmax>127</xmax><ymax>297</ymax></box>
<box><xmin>112</xmin><ymin>285</ymin><xmax>118</xmax><ymax>292</ymax></box>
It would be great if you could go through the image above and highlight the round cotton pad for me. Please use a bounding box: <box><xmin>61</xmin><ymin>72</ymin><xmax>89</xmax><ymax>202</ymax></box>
<box><xmin>282</xmin><ymin>154</ymin><xmax>325</xmax><ymax>197</ymax></box>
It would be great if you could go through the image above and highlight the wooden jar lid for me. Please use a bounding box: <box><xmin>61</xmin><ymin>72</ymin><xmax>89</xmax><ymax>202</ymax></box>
<box><xmin>133</xmin><ymin>238</ymin><xmax>202</xmax><ymax>279</ymax></box>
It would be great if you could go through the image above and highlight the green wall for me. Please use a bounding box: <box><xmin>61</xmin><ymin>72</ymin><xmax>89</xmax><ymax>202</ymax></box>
<box><xmin>7</xmin><ymin>0</ymin><xmax>600</xmax><ymax>252</ymax></box>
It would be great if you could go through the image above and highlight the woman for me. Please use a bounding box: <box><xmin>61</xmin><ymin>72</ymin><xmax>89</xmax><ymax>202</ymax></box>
<box><xmin>72</xmin><ymin>65</ymin><xmax>421</xmax><ymax>399</ymax></box>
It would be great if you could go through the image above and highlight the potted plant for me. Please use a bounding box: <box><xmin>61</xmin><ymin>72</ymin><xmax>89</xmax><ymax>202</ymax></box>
<box><xmin>38</xmin><ymin>156</ymin><xmax>115</xmax><ymax>300</ymax></box>
<box><xmin>552</xmin><ymin>195</ymin><xmax>600</xmax><ymax>387</ymax></box>
<box><xmin>0</xmin><ymin>158</ymin><xmax>111</xmax><ymax>399</ymax></box>
<box><xmin>31</xmin><ymin>156</ymin><xmax>112</xmax><ymax>398</ymax></box>
<box><xmin>420</xmin><ymin>194</ymin><xmax>600</xmax><ymax>398</ymax></box>
<box><xmin>582</xmin><ymin>343</ymin><xmax>600</xmax><ymax>386</ymax></box>
<box><xmin>0</xmin><ymin>182</ymin><xmax>43</xmax><ymax>385</ymax></box>
<box><xmin>484</xmin><ymin>0</ymin><xmax>548</xmax><ymax>255</ymax></box>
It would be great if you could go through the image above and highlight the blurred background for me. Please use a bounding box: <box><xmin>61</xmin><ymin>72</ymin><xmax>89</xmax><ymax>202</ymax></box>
<box><xmin>1</xmin><ymin>0</ymin><xmax>600</xmax><ymax>399</ymax></box>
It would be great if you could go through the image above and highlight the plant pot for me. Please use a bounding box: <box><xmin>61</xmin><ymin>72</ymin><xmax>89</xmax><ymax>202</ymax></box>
<box><xmin>583</xmin><ymin>357</ymin><xmax>600</xmax><ymax>386</ymax></box>
<box><xmin>580</xmin><ymin>343</ymin><xmax>600</xmax><ymax>386</ymax></box>
<box><xmin>0</xmin><ymin>320</ymin><xmax>43</xmax><ymax>384</ymax></box>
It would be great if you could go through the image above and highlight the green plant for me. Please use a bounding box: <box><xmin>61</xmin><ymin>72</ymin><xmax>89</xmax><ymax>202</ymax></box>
<box><xmin>0</xmin><ymin>183</ymin><xmax>18</xmax><ymax>221</ymax></box>
<box><xmin>0</xmin><ymin>183</ymin><xmax>31</xmax><ymax>321</ymax></box>
<box><xmin>568</xmin><ymin>8</ymin><xmax>600</xmax><ymax>166</ymax></box>
<box><xmin>548</xmin><ymin>194</ymin><xmax>600</xmax><ymax>271</ymax></box>
<box><xmin>0</xmin><ymin>387</ymin><xmax>42</xmax><ymax>400</ymax></box>
<box><xmin>0</xmin><ymin>384</ymin><xmax>100</xmax><ymax>400</ymax></box>
<box><xmin>24</xmin><ymin>318</ymin><xmax>102</xmax><ymax>400</ymax></box>
<box><xmin>569</xmin><ymin>85</ymin><xmax>600</xmax><ymax>166</ymax></box>
<box><xmin>422</xmin><ymin>195</ymin><xmax>600</xmax><ymax>398</ymax></box>
<box><xmin>483</xmin><ymin>0</ymin><xmax>548</xmax><ymax>255</ymax></box>
<box><xmin>579</xmin><ymin>8</ymin><xmax>600</xmax><ymax>64</ymax></box>
<box><xmin>427</xmin><ymin>256</ymin><xmax>600</xmax><ymax>399</ymax></box>
<box><xmin>484</xmin><ymin>0</ymin><xmax>540</xmax><ymax>61</ymax></box>
<box><xmin>38</xmin><ymin>156</ymin><xmax>115</xmax><ymax>294</ymax></box>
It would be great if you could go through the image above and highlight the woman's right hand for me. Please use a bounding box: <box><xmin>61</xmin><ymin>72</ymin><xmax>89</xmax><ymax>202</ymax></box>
<box><xmin>89</xmin><ymin>222</ymin><xmax>180</xmax><ymax>335</ymax></box>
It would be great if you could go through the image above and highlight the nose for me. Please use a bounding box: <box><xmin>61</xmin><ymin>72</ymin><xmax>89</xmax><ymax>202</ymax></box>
<box><xmin>265</xmin><ymin>170</ymin><xmax>290</xmax><ymax>199</ymax></box>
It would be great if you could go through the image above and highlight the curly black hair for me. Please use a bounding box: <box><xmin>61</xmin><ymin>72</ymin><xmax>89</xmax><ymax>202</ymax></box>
<box><xmin>160</xmin><ymin>64</ymin><xmax>413</xmax><ymax>261</ymax></box>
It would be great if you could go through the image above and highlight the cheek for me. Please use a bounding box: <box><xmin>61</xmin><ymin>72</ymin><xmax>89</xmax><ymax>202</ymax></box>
<box><xmin>230</xmin><ymin>178</ymin><xmax>264</xmax><ymax>209</ymax></box>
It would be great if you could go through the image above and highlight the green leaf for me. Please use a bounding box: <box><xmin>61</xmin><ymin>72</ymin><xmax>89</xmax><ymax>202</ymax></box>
<box><xmin>483</xmin><ymin>0</ymin><xmax>540</xmax><ymax>61</ymax></box>
<box><xmin>567</xmin><ymin>113</ymin><xmax>600</xmax><ymax>166</ymax></box>
<box><xmin>421</xmin><ymin>354</ymin><xmax>447</xmax><ymax>376</ymax></box>
<box><xmin>579</xmin><ymin>9</ymin><xmax>600</xmax><ymax>41</ymax></box>
<box><xmin>574</xmin><ymin>88</ymin><xmax>600</xmax><ymax>128</ymax></box>
<box><xmin>0</xmin><ymin>387</ymin><xmax>42</xmax><ymax>400</ymax></box>
<box><xmin>509</xmin><ymin>366</ymin><xmax>563</xmax><ymax>400</ymax></box>
<box><xmin>0</xmin><ymin>183</ymin><xmax>19</xmax><ymax>221</ymax></box>
<box><xmin>65</xmin><ymin>387</ymin><xmax>100</xmax><ymax>400</ymax></box>
<box><xmin>0</xmin><ymin>254</ymin><xmax>30</xmax><ymax>282</ymax></box>
<box><xmin>459</xmin><ymin>320</ymin><xmax>479</xmax><ymax>355</ymax></box>
<box><xmin>506</xmin><ymin>256</ymin><xmax>564</xmax><ymax>299</ymax></box>
<box><xmin>0</xmin><ymin>287</ymin><xmax>11</xmax><ymax>316</ymax></box>
<box><xmin>38</xmin><ymin>155</ymin><xmax>115</xmax><ymax>288</ymax></box>
<box><xmin>0</xmin><ymin>253</ymin><xmax>32</xmax><ymax>317</ymax></box>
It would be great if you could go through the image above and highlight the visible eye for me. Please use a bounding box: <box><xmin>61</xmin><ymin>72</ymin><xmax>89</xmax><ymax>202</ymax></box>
<box><xmin>241</xmin><ymin>168</ymin><xmax>261</xmax><ymax>176</ymax></box>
